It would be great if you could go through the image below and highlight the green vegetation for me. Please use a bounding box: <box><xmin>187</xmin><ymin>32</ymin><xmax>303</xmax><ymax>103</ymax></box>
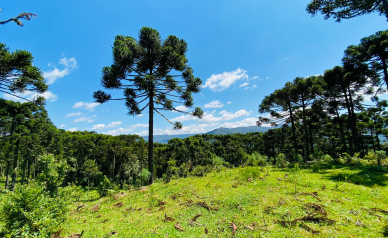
<box><xmin>1</xmin><ymin>1</ymin><xmax>388</xmax><ymax>237</ymax></box>
<box><xmin>54</xmin><ymin>165</ymin><xmax>388</xmax><ymax>237</ymax></box>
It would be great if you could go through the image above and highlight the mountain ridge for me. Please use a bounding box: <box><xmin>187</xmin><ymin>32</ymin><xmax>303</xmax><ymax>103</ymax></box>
<box><xmin>142</xmin><ymin>125</ymin><xmax>274</xmax><ymax>143</ymax></box>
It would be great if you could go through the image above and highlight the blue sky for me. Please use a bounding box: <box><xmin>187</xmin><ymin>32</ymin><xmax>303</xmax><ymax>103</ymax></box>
<box><xmin>1</xmin><ymin>0</ymin><xmax>387</xmax><ymax>136</ymax></box>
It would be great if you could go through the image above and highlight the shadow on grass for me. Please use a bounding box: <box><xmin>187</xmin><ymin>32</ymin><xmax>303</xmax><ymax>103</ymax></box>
<box><xmin>324</xmin><ymin>165</ymin><xmax>388</xmax><ymax>187</ymax></box>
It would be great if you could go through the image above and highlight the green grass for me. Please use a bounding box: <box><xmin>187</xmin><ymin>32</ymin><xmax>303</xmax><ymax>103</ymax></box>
<box><xmin>59</xmin><ymin>166</ymin><xmax>388</xmax><ymax>237</ymax></box>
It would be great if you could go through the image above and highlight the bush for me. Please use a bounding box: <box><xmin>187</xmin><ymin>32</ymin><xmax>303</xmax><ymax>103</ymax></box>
<box><xmin>239</xmin><ymin>167</ymin><xmax>261</xmax><ymax>181</ymax></box>
<box><xmin>376</xmin><ymin>150</ymin><xmax>386</xmax><ymax>166</ymax></box>
<box><xmin>36</xmin><ymin>154</ymin><xmax>68</xmax><ymax>196</ymax></box>
<box><xmin>138</xmin><ymin>168</ymin><xmax>151</xmax><ymax>186</ymax></box>
<box><xmin>191</xmin><ymin>166</ymin><xmax>206</xmax><ymax>177</ymax></box>
<box><xmin>275</xmin><ymin>153</ymin><xmax>289</xmax><ymax>168</ymax></box>
<box><xmin>0</xmin><ymin>183</ymin><xmax>71</xmax><ymax>237</ymax></box>
<box><xmin>97</xmin><ymin>175</ymin><xmax>116</xmax><ymax>197</ymax></box>
<box><xmin>246</xmin><ymin>152</ymin><xmax>267</xmax><ymax>166</ymax></box>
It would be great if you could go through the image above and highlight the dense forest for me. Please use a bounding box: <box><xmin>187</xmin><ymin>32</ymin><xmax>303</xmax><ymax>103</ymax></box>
<box><xmin>1</xmin><ymin>1</ymin><xmax>388</xmax><ymax>237</ymax></box>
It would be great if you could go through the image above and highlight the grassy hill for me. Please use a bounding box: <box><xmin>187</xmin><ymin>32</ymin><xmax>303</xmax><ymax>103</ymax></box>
<box><xmin>61</xmin><ymin>166</ymin><xmax>388</xmax><ymax>237</ymax></box>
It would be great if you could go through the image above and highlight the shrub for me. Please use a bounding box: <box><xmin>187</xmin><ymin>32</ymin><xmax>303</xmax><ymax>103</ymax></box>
<box><xmin>246</xmin><ymin>152</ymin><xmax>267</xmax><ymax>166</ymax></box>
<box><xmin>0</xmin><ymin>183</ymin><xmax>71</xmax><ymax>237</ymax></box>
<box><xmin>312</xmin><ymin>163</ymin><xmax>320</xmax><ymax>172</ymax></box>
<box><xmin>36</xmin><ymin>154</ymin><xmax>68</xmax><ymax>196</ymax></box>
<box><xmin>294</xmin><ymin>154</ymin><xmax>304</xmax><ymax>164</ymax></box>
<box><xmin>376</xmin><ymin>150</ymin><xmax>386</xmax><ymax>166</ymax></box>
<box><xmin>239</xmin><ymin>167</ymin><xmax>261</xmax><ymax>181</ymax></box>
<box><xmin>138</xmin><ymin>168</ymin><xmax>151</xmax><ymax>186</ymax></box>
<box><xmin>191</xmin><ymin>166</ymin><xmax>206</xmax><ymax>177</ymax></box>
<box><xmin>97</xmin><ymin>175</ymin><xmax>116</xmax><ymax>197</ymax></box>
<box><xmin>212</xmin><ymin>156</ymin><xmax>225</xmax><ymax>166</ymax></box>
<box><xmin>275</xmin><ymin>153</ymin><xmax>289</xmax><ymax>168</ymax></box>
<box><xmin>165</xmin><ymin>160</ymin><xmax>179</xmax><ymax>183</ymax></box>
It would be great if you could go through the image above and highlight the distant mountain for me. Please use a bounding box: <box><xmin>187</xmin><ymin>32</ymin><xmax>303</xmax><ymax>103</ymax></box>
<box><xmin>142</xmin><ymin>126</ymin><xmax>275</xmax><ymax>143</ymax></box>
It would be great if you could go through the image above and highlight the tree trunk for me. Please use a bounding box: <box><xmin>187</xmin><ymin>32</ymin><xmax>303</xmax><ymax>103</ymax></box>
<box><xmin>347</xmin><ymin>86</ymin><xmax>360</xmax><ymax>153</ymax></box>
<box><xmin>21</xmin><ymin>157</ymin><xmax>27</xmax><ymax>185</ymax></box>
<box><xmin>5</xmin><ymin>159</ymin><xmax>10</xmax><ymax>189</ymax></box>
<box><xmin>336</xmin><ymin>110</ymin><xmax>348</xmax><ymax>153</ymax></box>
<box><xmin>308</xmin><ymin>122</ymin><xmax>314</xmax><ymax>155</ymax></box>
<box><xmin>343</xmin><ymin>88</ymin><xmax>356</xmax><ymax>153</ymax></box>
<box><xmin>301</xmin><ymin>97</ymin><xmax>309</xmax><ymax>160</ymax></box>
<box><xmin>11</xmin><ymin>139</ymin><xmax>20</xmax><ymax>190</ymax></box>
<box><xmin>288</xmin><ymin>101</ymin><xmax>298</xmax><ymax>156</ymax></box>
<box><xmin>148</xmin><ymin>87</ymin><xmax>154</xmax><ymax>184</ymax></box>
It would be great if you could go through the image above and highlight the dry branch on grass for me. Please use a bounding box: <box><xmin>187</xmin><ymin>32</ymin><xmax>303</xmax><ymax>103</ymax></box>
<box><xmin>228</xmin><ymin>222</ymin><xmax>238</xmax><ymax>235</ymax></box>
<box><xmin>164</xmin><ymin>213</ymin><xmax>175</xmax><ymax>222</ymax></box>
<box><xmin>175</xmin><ymin>222</ymin><xmax>185</xmax><ymax>231</ymax></box>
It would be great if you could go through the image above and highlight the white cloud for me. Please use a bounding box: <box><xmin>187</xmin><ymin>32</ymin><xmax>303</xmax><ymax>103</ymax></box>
<box><xmin>65</xmin><ymin>112</ymin><xmax>82</xmax><ymax>118</ymax></box>
<box><xmin>137</xmin><ymin>114</ymin><xmax>144</xmax><ymax>117</ymax></box>
<box><xmin>92</xmin><ymin>124</ymin><xmax>105</xmax><ymax>130</ymax></box>
<box><xmin>219</xmin><ymin>117</ymin><xmax>257</xmax><ymax>128</ymax></box>
<box><xmin>203</xmin><ymin>68</ymin><xmax>248</xmax><ymax>92</ymax></box>
<box><xmin>59</xmin><ymin>124</ymin><xmax>66</xmax><ymax>128</ymax></box>
<box><xmin>253</xmin><ymin>85</ymin><xmax>257</xmax><ymax>88</ymax></box>
<box><xmin>107</xmin><ymin>121</ymin><xmax>122</xmax><ymax>127</ymax></box>
<box><xmin>68</xmin><ymin>127</ymin><xmax>78</xmax><ymax>132</ymax></box>
<box><xmin>43</xmin><ymin>57</ymin><xmax>77</xmax><ymax>84</ymax></box>
<box><xmin>91</xmin><ymin>121</ymin><xmax>121</xmax><ymax>130</ymax></box>
<box><xmin>175</xmin><ymin>105</ymin><xmax>189</xmax><ymax>112</ymax></box>
<box><xmin>73</xmin><ymin>116</ymin><xmax>95</xmax><ymax>123</ymax></box>
<box><xmin>104</xmin><ymin>123</ymin><xmax>148</xmax><ymax>136</ymax></box>
<box><xmin>204</xmin><ymin>100</ymin><xmax>224</xmax><ymax>108</ymax></box>
<box><xmin>251</xmin><ymin>76</ymin><xmax>259</xmax><ymax>80</ymax></box>
<box><xmin>266</xmin><ymin>77</ymin><xmax>270</xmax><ymax>80</ymax></box>
<box><xmin>3</xmin><ymin>91</ymin><xmax>58</xmax><ymax>102</ymax></box>
<box><xmin>73</xmin><ymin>101</ymin><xmax>100</xmax><ymax>111</ymax></box>
<box><xmin>239</xmin><ymin>82</ymin><xmax>249</xmax><ymax>88</ymax></box>
<box><xmin>146</xmin><ymin>122</ymin><xmax>221</xmax><ymax>136</ymax></box>
<box><xmin>227</xmin><ymin>101</ymin><xmax>232</xmax><ymax>104</ymax></box>
<box><xmin>170</xmin><ymin>109</ymin><xmax>251</xmax><ymax>123</ymax></box>
<box><xmin>60</xmin><ymin>57</ymin><xmax>77</xmax><ymax>68</ymax></box>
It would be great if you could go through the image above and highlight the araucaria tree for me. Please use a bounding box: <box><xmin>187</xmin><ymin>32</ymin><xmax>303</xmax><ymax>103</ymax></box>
<box><xmin>307</xmin><ymin>0</ymin><xmax>388</xmax><ymax>22</ymax></box>
<box><xmin>0</xmin><ymin>43</ymin><xmax>47</xmax><ymax>100</ymax></box>
<box><xmin>93</xmin><ymin>27</ymin><xmax>203</xmax><ymax>184</ymax></box>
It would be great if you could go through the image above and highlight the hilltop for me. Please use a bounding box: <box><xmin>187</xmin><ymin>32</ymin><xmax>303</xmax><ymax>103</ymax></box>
<box><xmin>61</xmin><ymin>166</ymin><xmax>388</xmax><ymax>237</ymax></box>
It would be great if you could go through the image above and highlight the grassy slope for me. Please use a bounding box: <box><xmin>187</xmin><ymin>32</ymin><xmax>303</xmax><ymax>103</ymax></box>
<box><xmin>62</xmin><ymin>167</ymin><xmax>388</xmax><ymax>237</ymax></box>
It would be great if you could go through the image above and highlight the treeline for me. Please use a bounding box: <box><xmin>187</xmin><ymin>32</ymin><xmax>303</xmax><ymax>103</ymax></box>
<box><xmin>0</xmin><ymin>98</ymin><xmax>267</xmax><ymax>189</ymax></box>
<box><xmin>257</xmin><ymin>30</ymin><xmax>388</xmax><ymax>161</ymax></box>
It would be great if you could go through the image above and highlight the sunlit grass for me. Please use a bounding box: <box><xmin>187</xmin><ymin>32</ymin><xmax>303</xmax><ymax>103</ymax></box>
<box><xmin>61</xmin><ymin>166</ymin><xmax>388</xmax><ymax>237</ymax></box>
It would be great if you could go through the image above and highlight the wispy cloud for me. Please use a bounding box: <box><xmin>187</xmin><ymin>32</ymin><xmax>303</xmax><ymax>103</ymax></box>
<box><xmin>73</xmin><ymin>115</ymin><xmax>96</xmax><ymax>123</ymax></box>
<box><xmin>3</xmin><ymin>91</ymin><xmax>58</xmax><ymax>102</ymax></box>
<box><xmin>91</xmin><ymin>121</ymin><xmax>122</xmax><ymax>130</ymax></box>
<box><xmin>59</xmin><ymin>124</ymin><xmax>66</xmax><ymax>128</ymax></box>
<box><xmin>43</xmin><ymin>57</ymin><xmax>77</xmax><ymax>84</ymax></box>
<box><xmin>65</xmin><ymin>112</ymin><xmax>82</xmax><ymax>118</ymax></box>
<box><xmin>203</xmin><ymin>68</ymin><xmax>248</xmax><ymax>92</ymax></box>
<box><xmin>204</xmin><ymin>100</ymin><xmax>224</xmax><ymax>108</ymax></box>
<box><xmin>73</xmin><ymin>102</ymin><xmax>100</xmax><ymax>111</ymax></box>
<box><xmin>170</xmin><ymin>109</ymin><xmax>251</xmax><ymax>123</ymax></box>
<box><xmin>227</xmin><ymin>101</ymin><xmax>232</xmax><ymax>104</ymax></box>
<box><xmin>68</xmin><ymin>127</ymin><xmax>78</xmax><ymax>132</ymax></box>
<box><xmin>239</xmin><ymin>82</ymin><xmax>249</xmax><ymax>88</ymax></box>
<box><xmin>174</xmin><ymin>105</ymin><xmax>189</xmax><ymax>112</ymax></box>
<box><xmin>104</xmin><ymin>123</ymin><xmax>148</xmax><ymax>136</ymax></box>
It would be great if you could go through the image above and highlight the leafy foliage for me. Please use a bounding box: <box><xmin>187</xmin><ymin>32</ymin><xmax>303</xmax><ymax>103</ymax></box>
<box><xmin>0</xmin><ymin>183</ymin><xmax>70</xmax><ymax>237</ymax></box>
